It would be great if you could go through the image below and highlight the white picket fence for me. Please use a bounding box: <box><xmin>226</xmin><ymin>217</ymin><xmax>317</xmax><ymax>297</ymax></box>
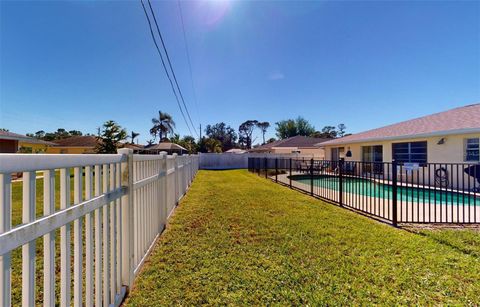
<box><xmin>0</xmin><ymin>150</ymin><xmax>199</xmax><ymax>306</ymax></box>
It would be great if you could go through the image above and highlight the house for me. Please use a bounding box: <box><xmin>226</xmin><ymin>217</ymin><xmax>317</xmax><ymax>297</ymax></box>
<box><xmin>122</xmin><ymin>143</ymin><xmax>144</xmax><ymax>151</ymax></box>
<box><xmin>0</xmin><ymin>130</ymin><xmax>55</xmax><ymax>153</ymax></box>
<box><xmin>141</xmin><ymin>142</ymin><xmax>187</xmax><ymax>155</ymax></box>
<box><xmin>224</xmin><ymin>148</ymin><xmax>247</xmax><ymax>154</ymax></box>
<box><xmin>46</xmin><ymin>135</ymin><xmax>99</xmax><ymax>154</ymax></box>
<box><xmin>249</xmin><ymin>135</ymin><xmax>329</xmax><ymax>157</ymax></box>
<box><xmin>318</xmin><ymin>103</ymin><xmax>480</xmax><ymax>164</ymax></box>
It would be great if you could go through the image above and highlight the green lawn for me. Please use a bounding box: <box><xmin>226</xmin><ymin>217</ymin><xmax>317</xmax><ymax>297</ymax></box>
<box><xmin>125</xmin><ymin>170</ymin><xmax>480</xmax><ymax>305</ymax></box>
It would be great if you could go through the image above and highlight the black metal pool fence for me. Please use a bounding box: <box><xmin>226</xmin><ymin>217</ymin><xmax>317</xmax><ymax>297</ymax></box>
<box><xmin>248</xmin><ymin>157</ymin><xmax>480</xmax><ymax>225</ymax></box>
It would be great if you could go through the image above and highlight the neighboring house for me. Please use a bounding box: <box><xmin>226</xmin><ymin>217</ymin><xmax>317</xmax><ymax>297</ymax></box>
<box><xmin>122</xmin><ymin>143</ymin><xmax>144</xmax><ymax>151</ymax></box>
<box><xmin>142</xmin><ymin>142</ymin><xmax>187</xmax><ymax>155</ymax></box>
<box><xmin>0</xmin><ymin>130</ymin><xmax>55</xmax><ymax>153</ymax></box>
<box><xmin>318</xmin><ymin>103</ymin><xmax>480</xmax><ymax>164</ymax></box>
<box><xmin>225</xmin><ymin>148</ymin><xmax>247</xmax><ymax>154</ymax></box>
<box><xmin>249</xmin><ymin>135</ymin><xmax>329</xmax><ymax>157</ymax></box>
<box><xmin>47</xmin><ymin>136</ymin><xmax>99</xmax><ymax>154</ymax></box>
<box><xmin>18</xmin><ymin>139</ymin><xmax>56</xmax><ymax>153</ymax></box>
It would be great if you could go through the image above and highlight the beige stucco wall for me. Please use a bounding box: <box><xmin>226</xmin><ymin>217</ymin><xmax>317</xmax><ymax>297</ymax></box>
<box><xmin>322</xmin><ymin>133</ymin><xmax>480</xmax><ymax>189</ymax></box>
<box><xmin>323</xmin><ymin>133</ymin><xmax>480</xmax><ymax>163</ymax></box>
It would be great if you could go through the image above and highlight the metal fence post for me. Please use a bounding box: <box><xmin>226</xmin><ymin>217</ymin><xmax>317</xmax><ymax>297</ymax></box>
<box><xmin>339</xmin><ymin>159</ymin><xmax>344</xmax><ymax>206</ymax></box>
<box><xmin>264</xmin><ymin>157</ymin><xmax>268</xmax><ymax>179</ymax></box>
<box><xmin>310</xmin><ymin>158</ymin><xmax>314</xmax><ymax>196</ymax></box>
<box><xmin>275</xmin><ymin>158</ymin><xmax>278</xmax><ymax>183</ymax></box>
<box><xmin>257</xmin><ymin>158</ymin><xmax>260</xmax><ymax>176</ymax></box>
<box><xmin>118</xmin><ymin>148</ymin><xmax>134</xmax><ymax>289</ymax></box>
<box><xmin>289</xmin><ymin>158</ymin><xmax>292</xmax><ymax>188</ymax></box>
<box><xmin>392</xmin><ymin>160</ymin><xmax>398</xmax><ymax>227</ymax></box>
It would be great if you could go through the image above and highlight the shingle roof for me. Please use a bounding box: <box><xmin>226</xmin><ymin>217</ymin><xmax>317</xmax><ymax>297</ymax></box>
<box><xmin>143</xmin><ymin>142</ymin><xmax>186</xmax><ymax>151</ymax></box>
<box><xmin>52</xmin><ymin>136</ymin><xmax>99</xmax><ymax>147</ymax></box>
<box><xmin>319</xmin><ymin>103</ymin><xmax>480</xmax><ymax>146</ymax></box>
<box><xmin>249</xmin><ymin>135</ymin><xmax>330</xmax><ymax>152</ymax></box>
<box><xmin>0</xmin><ymin>130</ymin><xmax>56</xmax><ymax>145</ymax></box>
<box><xmin>122</xmin><ymin>143</ymin><xmax>144</xmax><ymax>150</ymax></box>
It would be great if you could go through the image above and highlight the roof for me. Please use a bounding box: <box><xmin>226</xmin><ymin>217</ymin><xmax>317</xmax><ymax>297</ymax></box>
<box><xmin>52</xmin><ymin>136</ymin><xmax>99</xmax><ymax>147</ymax></box>
<box><xmin>249</xmin><ymin>135</ymin><xmax>330</xmax><ymax>152</ymax></box>
<box><xmin>0</xmin><ymin>130</ymin><xmax>56</xmax><ymax>145</ymax></box>
<box><xmin>122</xmin><ymin>143</ymin><xmax>144</xmax><ymax>150</ymax></box>
<box><xmin>144</xmin><ymin>142</ymin><xmax>186</xmax><ymax>151</ymax></box>
<box><xmin>319</xmin><ymin>103</ymin><xmax>480</xmax><ymax>146</ymax></box>
<box><xmin>225</xmin><ymin>148</ymin><xmax>247</xmax><ymax>154</ymax></box>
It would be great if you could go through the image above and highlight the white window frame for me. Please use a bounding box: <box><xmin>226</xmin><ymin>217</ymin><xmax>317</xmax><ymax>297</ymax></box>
<box><xmin>392</xmin><ymin>141</ymin><xmax>428</xmax><ymax>164</ymax></box>
<box><xmin>464</xmin><ymin>138</ymin><xmax>480</xmax><ymax>162</ymax></box>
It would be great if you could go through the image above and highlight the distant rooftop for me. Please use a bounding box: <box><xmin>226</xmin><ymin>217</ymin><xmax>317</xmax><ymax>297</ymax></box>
<box><xmin>0</xmin><ymin>130</ymin><xmax>56</xmax><ymax>145</ymax></box>
<box><xmin>319</xmin><ymin>103</ymin><xmax>480</xmax><ymax>146</ymax></box>
<box><xmin>249</xmin><ymin>135</ymin><xmax>330</xmax><ymax>152</ymax></box>
<box><xmin>52</xmin><ymin>136</ymin><xmax>99</xmax><ymax>147</ymax></box>
<box><xmin>144</xmin><ymin>142</ymin><xmax>187</xmax><ymax>152</ymax></box>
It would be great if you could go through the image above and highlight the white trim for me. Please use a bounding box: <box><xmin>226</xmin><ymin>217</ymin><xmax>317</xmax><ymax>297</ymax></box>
<box><xmin>318</xmin><ymin>128</ymin><xmax>480</xmax><ymax>147</ymax></box>
<box><xmin>0</xmin><ymin>154</ymin><xmax>125</xmax><ymax>173</ymax></box>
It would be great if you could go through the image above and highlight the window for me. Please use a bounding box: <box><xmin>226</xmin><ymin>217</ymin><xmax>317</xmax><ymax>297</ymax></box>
<box><xmin>331</xmin><ymin>147</ymin><xmax>344</xmax><ymax>161</ymax></box>
<box><xmin>362</xmin><ymin>145</ymin><xmax>383</xmax><ymax>163</ymax></box>
<box><xmin>465</xmin><ymin>138</ymin><xmax>479</xmax><ymax>162</ymax></box>
<box><xmin>392</xmin><ymin>141</ymin><xmax>427</xmax><ymax>164</ymax></box>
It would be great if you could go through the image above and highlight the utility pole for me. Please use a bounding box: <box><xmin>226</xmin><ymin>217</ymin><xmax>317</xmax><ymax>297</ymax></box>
<box><xmin>199</xmin><ymin>124</ymin><xmax>202</xmax><ymax>141</ymax></box>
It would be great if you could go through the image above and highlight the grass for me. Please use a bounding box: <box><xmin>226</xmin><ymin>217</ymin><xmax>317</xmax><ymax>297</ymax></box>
<box><xmin>125</xmin><ymin>170</ymin><xmax>480</xmax><ymax>305</ymax></box>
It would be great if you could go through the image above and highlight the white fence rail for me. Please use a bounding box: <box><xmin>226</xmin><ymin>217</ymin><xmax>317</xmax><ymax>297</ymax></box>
<box><xmin>0</xmin><ymin>150</ymin><xmax>199</xmax><ymax>306</ymax></box>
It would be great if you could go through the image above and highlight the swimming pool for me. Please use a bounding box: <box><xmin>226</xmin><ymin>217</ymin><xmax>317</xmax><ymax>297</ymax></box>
<box><xmin>291</xmin><ymin>175</ymin><xmax>480</xmax><ymax>206</ymax></box>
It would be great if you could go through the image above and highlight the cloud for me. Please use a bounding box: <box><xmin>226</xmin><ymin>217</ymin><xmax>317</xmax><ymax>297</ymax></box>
<box><xmin>268</xmin><ymin>71</ymin><xmax>285</xmax><ymax>81</ymax></box>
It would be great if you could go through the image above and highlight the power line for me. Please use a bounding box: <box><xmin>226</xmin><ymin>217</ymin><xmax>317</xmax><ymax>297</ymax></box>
<box><xmin>177</xmin><ymin>0</ymin><xmax>201</xmax><ymax>125</ymax></box>
<box><xmin>140</xmin><ymin>0</ymin><xmax>194</xmax><ymax>137</ymax></box>
<box><xmin>146</xmin><ymin>0</ymin><xmax>199</xmax><ymax>138</ymax></box>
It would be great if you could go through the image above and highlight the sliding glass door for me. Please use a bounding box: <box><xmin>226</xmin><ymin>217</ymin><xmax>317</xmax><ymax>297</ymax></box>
<box><xmin>362</xmin><ymin>145</ymin><xmax>383</xmax><ymax>174</ymax></box>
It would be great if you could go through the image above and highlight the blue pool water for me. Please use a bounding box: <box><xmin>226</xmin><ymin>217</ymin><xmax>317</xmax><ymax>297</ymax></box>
<box><xmin>292</xmin><ymin>175</ymin><xmax>480</xmax><ymax>206</ymax></box>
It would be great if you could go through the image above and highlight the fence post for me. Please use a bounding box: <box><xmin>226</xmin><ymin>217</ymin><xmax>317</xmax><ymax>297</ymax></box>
<box><xmin>392</xmin><ymin>160</ymin><xmax>398</xmax><ymax>227</ymax></box>
<box><xmin>339</xmin><ymin>158</ymin><xmax>344</xmax><ymax>206</ymax></box>
<box><xmin>289</xmin><ymin>158</ymin><xmax>292</xmax><ymax>188</ymax></box>
<box><xmin>264</xmin><ymin>157</ymin><xmax>268</xmax><ymax>179</ymax></box>
<box><xmin>173</xmin><ymin>153</ymin><xmax>179</xmax><ymax>204</ymax></box>
<box><xmin>275</xmin><ymin>158</ymin><xmax>278</xmax><ymax>183</ymax></box>
<box><xmin>118</xmin><ymin>148</ymin><xmax>134</xmax><ymax>290</ymax></box>
<box><xmin>160</xmin><ymin>152</ymin><xmax>168</xmax><ymax>231</ymax></box>
<box><xmin>310</xmin><ymin>158</ymin><xmax>314</xmax><ymax>196</ymax></box>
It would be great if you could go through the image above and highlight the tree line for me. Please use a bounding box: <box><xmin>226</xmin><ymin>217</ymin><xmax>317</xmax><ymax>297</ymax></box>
<box><xmin>25</xmin><ymin>111</ymin><xmax>349</xmax><ymax>154</ymax></box>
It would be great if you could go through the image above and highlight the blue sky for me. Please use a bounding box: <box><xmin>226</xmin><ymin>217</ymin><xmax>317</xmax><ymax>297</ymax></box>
<box><xmin>1</xmin><ymin>0</ymin><xmax>479</xmax><ymax>144</ymax></box>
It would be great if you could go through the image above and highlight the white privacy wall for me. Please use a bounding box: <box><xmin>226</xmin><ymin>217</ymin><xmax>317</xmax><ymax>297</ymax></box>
<box><xmin>0</xmin><ymin>150</ymin><xmax>199</xmax><ymax>307</ymax></box>
<box><xmin>199</xmin><ymin>153</ymin><xmax>315</xmax><ymax>170</ymax></box>
<box><xmin>199</xmin><ymin>153</ymin><xmax>249</xmax><ymax>169</ymax></box>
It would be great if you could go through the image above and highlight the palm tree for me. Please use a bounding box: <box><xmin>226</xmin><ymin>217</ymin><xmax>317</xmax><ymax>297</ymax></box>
<box><xmin>130</xmin><ymin>131</ymin><xmax>140</xmax><ymax>144</ymax></box>
<box><xmin>256</xmin><ymin>121</ymin><xmax>270</xmax><ymax>144</ymax></box>
<box><xmin>150</xmin><ymin>111</ymin><xmax>175</xmax><ymax>142</ymax></box>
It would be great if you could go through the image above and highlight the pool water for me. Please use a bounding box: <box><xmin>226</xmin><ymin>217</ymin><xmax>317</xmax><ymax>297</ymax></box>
<box><xmin>292</xmin><ymin>175</ymin><xmax>480</xmax><ymax>206</ymax></box>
